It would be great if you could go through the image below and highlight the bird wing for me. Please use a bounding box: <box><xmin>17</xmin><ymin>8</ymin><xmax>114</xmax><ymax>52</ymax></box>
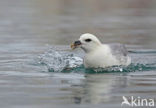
<box><xmin>108</xmin><ymin>43</ymin><xmax>128</xmax><ymax>57</ymax></box>
<box><xmin>106</xmin><ymin>43</ymin><xmax>129</xmax><ymax>63</ymax></box>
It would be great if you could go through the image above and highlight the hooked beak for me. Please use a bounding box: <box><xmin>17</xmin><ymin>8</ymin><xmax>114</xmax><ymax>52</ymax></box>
<box><xmin>71</xmin><ymin>40</ymin><xmax>81</xmax><ymax>49</ymax></box>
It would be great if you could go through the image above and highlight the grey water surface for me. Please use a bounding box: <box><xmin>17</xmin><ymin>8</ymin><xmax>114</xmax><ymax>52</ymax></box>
<box><xmin>0</xmin><ymin>0</ymin><xmax>156</xmax><ymax>108</ymax></box>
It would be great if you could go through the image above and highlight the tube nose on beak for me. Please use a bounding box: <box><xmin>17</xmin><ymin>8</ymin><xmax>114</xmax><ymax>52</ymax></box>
<box><xmin>74</xmin><ymin>40</ymin><xmax>81</xmax><ymax>46</ymax></box>
<box><xmin>71</xmin><ymin>40</ymin><xmax>81</xmax><ymax>49</ymax></box>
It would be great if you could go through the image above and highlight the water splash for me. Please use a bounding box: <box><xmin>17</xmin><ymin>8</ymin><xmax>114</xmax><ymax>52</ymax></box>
<box><xmin>38</xmin><ymin>49</ymin><xmax>83</xmax><ymax>72</ymax></box>
<box><xmin>37</xmin><ymin>48</ymin><xmax>156</xmax><ymax>73</ymax></box>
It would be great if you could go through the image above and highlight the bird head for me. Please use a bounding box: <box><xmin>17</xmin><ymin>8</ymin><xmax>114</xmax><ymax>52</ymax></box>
<box><xmin>71</xmin><ymin>33</ymin><xmax>102</xmax><ymax>53</ymax></box>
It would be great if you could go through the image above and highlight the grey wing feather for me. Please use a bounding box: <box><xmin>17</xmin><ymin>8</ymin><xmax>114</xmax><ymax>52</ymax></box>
<box><xmin>108</xmin><ymin>43</ymin><xmax>128</xmax><ymax>57</ymax></box>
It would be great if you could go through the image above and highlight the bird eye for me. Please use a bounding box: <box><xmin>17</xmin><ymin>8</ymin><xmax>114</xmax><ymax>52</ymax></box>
<box><xmin>85</xmin><ymin>39</ymin><xmax>92</xmax><ymax>42</ymax></box>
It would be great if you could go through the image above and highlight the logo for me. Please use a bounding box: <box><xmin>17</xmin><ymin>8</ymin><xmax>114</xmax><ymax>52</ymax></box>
<box><xmin>121</xmin><ymin>96</ymin><xmax>155</xmax><ymax>107</ymax></box>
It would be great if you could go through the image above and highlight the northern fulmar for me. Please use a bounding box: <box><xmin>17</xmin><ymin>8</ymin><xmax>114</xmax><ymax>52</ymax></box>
<box><xmin>71</xmin><ymin>33</ymin><xmax>131</xmax><ymax>68</ymax></box>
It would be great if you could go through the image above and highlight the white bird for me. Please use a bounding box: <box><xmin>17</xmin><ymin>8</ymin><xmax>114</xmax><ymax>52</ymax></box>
<box><xmin>71</xmin><ymin>33</ymin><xmax>131</xmax><ymax>68</ymax></box>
